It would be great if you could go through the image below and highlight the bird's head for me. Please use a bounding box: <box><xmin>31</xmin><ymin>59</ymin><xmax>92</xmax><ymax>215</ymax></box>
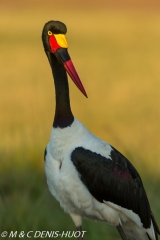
<box><xmin>42</xmin><ymin>20</ymin><xmax>87</xmax><ymax>97</ymax></box>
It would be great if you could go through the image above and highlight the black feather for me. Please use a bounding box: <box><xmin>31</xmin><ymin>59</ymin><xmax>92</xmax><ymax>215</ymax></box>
<box><xmin>71</xmin><ymin>146</ymin><xmax>151</xmax><ymax>228</ymax></box>
<box><xmin>44</xmin><ymin>148</ymin><xmax>47</xmax><ymax>161</ymax></box>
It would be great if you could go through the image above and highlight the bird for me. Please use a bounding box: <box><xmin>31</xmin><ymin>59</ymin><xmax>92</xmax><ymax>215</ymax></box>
<box><xmin>41</xmin><ymin>20</ymin><xmax>160</xmax><ymax>240</ymax></box>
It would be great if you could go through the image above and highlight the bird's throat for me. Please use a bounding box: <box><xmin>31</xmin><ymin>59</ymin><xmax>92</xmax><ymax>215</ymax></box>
<box><xmin>48</xmin><ymin>53</ymin><xmax>74</xmax><ymax>128</ymax></box>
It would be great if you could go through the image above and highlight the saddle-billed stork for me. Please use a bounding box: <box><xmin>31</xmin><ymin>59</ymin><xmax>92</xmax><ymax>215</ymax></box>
<box><xmin>42</xmin><ymin>20</ymin><xmax>160</xmax><ymax>240</ymax></box>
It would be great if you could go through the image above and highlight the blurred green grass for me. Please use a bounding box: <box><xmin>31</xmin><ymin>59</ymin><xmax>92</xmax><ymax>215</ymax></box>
<box><xmin>0</xmin><ymin>1</ymin><xmax>160</xmax><ymax>239</ymax></box>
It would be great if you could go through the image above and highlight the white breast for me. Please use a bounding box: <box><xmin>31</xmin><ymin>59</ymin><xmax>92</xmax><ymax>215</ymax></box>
<box><xmin>44</xmin><ymin>118</ymin><xmax>112</xmax><ymax>214</ymax></box>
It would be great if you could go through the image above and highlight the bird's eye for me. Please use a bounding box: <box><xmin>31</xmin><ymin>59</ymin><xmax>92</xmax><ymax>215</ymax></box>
<box><xmin>48</xmin><ymin>31</ymin><xmax>52</xmax><ymax>36</ymax></box>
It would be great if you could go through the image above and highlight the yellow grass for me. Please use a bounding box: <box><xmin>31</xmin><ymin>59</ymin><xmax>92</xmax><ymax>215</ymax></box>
<box><xmin>1</xmin><ymin>3</ymin><xmax>160</xmax><ymax>176</ymax></box>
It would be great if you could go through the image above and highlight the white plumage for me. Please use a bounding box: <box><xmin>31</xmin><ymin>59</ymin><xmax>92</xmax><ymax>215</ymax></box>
<box><xmin>45</xmin><ymin>119</ymin><xmax>156</xmax><ymax>240</ymax></box>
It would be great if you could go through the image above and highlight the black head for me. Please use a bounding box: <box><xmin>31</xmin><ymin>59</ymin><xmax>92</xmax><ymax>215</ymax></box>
<box><xmin>41</xmin><ymin>20</ymin><xmax>87</xmax><ymax>97</ymax></box>
<box><xmin>42</xmin><ymin>20</ymin><xmax>67</xmax><ymax>52</ymax></box>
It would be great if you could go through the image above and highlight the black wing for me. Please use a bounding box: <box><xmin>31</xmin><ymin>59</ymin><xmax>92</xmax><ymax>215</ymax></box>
<box><xmin>71</xmin><ymin>146</ymin><xmax>151</xmax><ymax>228</ymax></box>
<box><xmin>44</xmin><ymin>147</ymin><xmax>47</xmax><ymax>161</ymax></box>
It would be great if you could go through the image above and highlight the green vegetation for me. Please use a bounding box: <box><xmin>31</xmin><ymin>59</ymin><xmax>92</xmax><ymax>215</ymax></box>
<box><xmin>0</xmin><ymin>1</ymin><xmax>160</xmax><ymax>239</ymax></box>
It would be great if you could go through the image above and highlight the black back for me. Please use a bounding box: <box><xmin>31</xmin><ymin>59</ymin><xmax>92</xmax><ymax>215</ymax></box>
<box><xmin>71</xmin><ymin>146</ymin><xmax>151</xmax><ymax>228</ymax></box>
